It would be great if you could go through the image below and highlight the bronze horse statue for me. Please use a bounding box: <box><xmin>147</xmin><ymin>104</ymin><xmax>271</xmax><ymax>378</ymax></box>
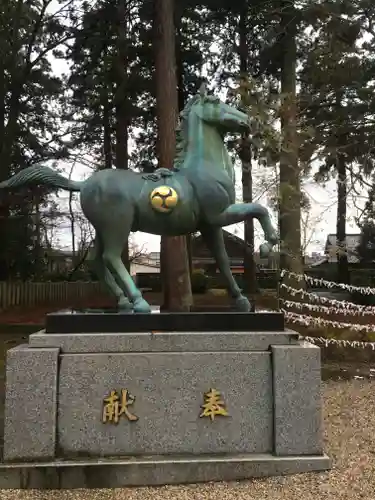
<box><xmin>0</xmin><ymin>85</ymin><xmax>278</xmax><ymax>312</ymax></box>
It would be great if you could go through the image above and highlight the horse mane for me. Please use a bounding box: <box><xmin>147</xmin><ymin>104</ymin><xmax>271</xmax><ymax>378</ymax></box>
<box><xmin>173</xmin><ymin>94</ymin><xmax>200</xmax><ymax>168</ymax></box>
<box><xmin>173</xmin><ymin>93</ymin><xmax>222</xmax><ymax>168</ymax></box>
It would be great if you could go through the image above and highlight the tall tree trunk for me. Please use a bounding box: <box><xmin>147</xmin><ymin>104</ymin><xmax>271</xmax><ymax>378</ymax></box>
<box><xmin>68</xmin><ymin>164</ymin><xmax>76</xmax><ymax>264</ymax></box>
<box><xmin>114</xmin><ymin>0</ymin><xmax>129</xmax><ymax>171</ymax></box>
<box><xmin>175</xmin><ymin>11</ymin><xmax>186</xmax><ymax>113</ymax></box>
<box><xmin>239</xmin><ymin>5</ymin><xmax>256</xmax><ymax>295</ymax></box>
<box><xmin>114</xmin><ymin>0</ymin><xmax>130</xmax><ymax>270</ymax></box>
<box><xmin>0</xmin><ymin>0</ymin><xmax>25</xmax><ymax>279</ymax></box>
<box><xmin>0</xmin><ymin>49</ymin><xmax>7</xmax><ymax>278</ymax></box>
<box><xmin>32</xmin><ymin>190</ymin><xmax>42</xmax><ymax>279</ymax></box>
<box><xmin>336</xmin><ymin>153</ymin><xmax>349</xmax><ymax>283</ymax></box>
<box><xmin>175</xmin><ymin>10</ymin><xmax>192</xmax><ymax>276</ymax></box>
<box><xmin>103</xmin><ymin>91</ymin><xmax>112</xmax><ymax>170</ymax></box>
<box><xmin>154</xmin><ymin>0</ymin><xmax>192</xmax><ymax>311</ymax></box>
<box><xmin>1</xmin><ymin>0</ymin><xmax>25</xmax><ymax>178</ymax></box>
<box><xmin>279</xmin><ymin>1</ymin><xmax>304</xmax><ymax>291</ymax></box>
<box><xmin>102</xmin><ymin>48</ymin><xmax>112</xmax><ymax>171</ymax></box>
<box><xmin>0</xmin><ymin>84</ymin><xmax>23</xmax><ymax>279</ymax></box>
<box><xmin>0</xmin><ymin>62</ymin><xmax>5</xmax><ymax>151</ymax></box>
<box><xmin>1</xmin><ymin>87</ymin><xmax>22</xmax><ymax>176</ymax></box>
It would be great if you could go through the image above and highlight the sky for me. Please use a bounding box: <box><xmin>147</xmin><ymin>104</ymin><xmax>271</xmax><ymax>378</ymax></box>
<box><xmin>45</xmin><ymin>8</ymin><xmax>367</xmax><ymax>257</ymax></box>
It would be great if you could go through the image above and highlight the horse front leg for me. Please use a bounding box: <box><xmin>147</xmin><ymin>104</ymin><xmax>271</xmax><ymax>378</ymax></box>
<box><xmin>209</xmin><ymin>203</ymin><xmax>278</xmax><ymax>257</ymax></box>
<box><xmin>200</xmin><ymin>225</ymin><xmax>252</xmax><ymax>312</ymax></box>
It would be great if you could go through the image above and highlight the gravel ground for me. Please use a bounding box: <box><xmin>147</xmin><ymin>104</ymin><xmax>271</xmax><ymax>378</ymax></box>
<box><xmin>2</xmin><ymin>379</ymin><xmax>374</xmax><ymax>499</ymax></box>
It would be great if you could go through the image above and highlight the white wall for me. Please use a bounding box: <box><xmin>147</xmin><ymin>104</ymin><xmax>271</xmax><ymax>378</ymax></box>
<box><xmin>130</xmin><ymin>263</ymin><xmax>160</xmax><ymax>275</ymax></box>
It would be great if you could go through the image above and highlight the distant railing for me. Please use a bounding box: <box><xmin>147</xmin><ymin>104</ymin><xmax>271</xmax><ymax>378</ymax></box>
<box><xmin>0</xmin><ymin>281</ymin><xmax>104</xmax><ymax>310</ymax></box>
<box><xmin>135</xmin><ymin>270</ymin><xmax>280</xmax><ymax>292</ymax></box>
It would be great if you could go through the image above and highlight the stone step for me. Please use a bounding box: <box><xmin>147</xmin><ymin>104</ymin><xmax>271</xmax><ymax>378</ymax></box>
<box><xmin>0</xmin><ymin>453</ymin><xmax>331</xmax><ymax>489</ymax></box>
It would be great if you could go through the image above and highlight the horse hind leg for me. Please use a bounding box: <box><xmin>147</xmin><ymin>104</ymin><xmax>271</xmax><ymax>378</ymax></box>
<box><xmin>100</xmin><ymin>225</ymin><xmax>151</xmax><ymax>313</ymax></box>
<box><xmin>92</xmin><ymin>235</ymin><xmax>133</xmax><ymax>311</ymax></box>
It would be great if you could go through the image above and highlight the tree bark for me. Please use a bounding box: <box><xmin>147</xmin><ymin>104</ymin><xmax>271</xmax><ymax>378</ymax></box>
<box><xmin>1</xmin><ymin>0</ymin><xmax>30</xmax><ymax>178</ymax></box>
<box><xmin>114</xmin><ymin>0</ymin><xmax>130</xmax><ymax>270</ymax></box>
<box><xmin>33</xmin><ymin>195</ymin><xmax>42</xmax><ymax>279</ymax></box>
<box><xmin>0</xmin><ymin>60</ymin><xmax>5</xmax><ymax>152</ymax></box>
<box><xmin>114</xmin><ymin>0</ymin><xmax>129</xmax><ymax>171</ymax></box>
<box><xmin>175</xmin><ymin>10</ymin><xmax>192</xmax><ymax>276</ymax></box>
<box><xmin>103</xmin><ymin>91</ymin><xmax>112</xmax><ymax>170</ymax></box>
<box><xmin>154</xmin><ymin>0</ymin><xmax>192</xmax><ymax>311</ymax></box>
<box><xmin>102</xmin><ymin>48</ymin><xmax>112</xmax><ymax>170</ymax></box>
<box><xmin>0</xmin><ymin>80</ymin><xmax>22</xmax><ymax>280</ymax></box>
<box><xmin>334</xmin><ymin>92</ymin><xmax>349</xmax><ymax>285</ymax></box>
<box><xmin>0</xmin><ymin>1</ymin><xmax>29</xmax><ymax>278</ymax></box>
<box><xmin>336</xmin><ymin>153</ymin><xmax>349</xmax><ymax>283</ymax></box>
<box><xmin>68</xmin><ymin>165</ymin><xmax>76</xmax><ymax>264</ymax></box>
<box><xmin>0</xmin><ymin>38</ymin><xmax>7</xmax><ymax>278</ymax></box>
<box><xmin>279</xmin><ymin>1</ymin><xmax>304</xmax><ymax>291</ymax></box>
<box><xmin>175</xmin><ymin>9</ymin><xmax>186</xmax><ymax>113</ymax></box>
<box><xmin>239</xmin><ymin>5</ymin><xmax>256</xmax><ymax>294</ymax></box>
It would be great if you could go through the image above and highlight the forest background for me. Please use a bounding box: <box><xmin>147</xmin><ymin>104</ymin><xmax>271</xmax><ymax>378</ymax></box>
<box><xmin>1</xmin><ymin>0</ymin><xmax>375</xmax><ymax>298</ymax></box>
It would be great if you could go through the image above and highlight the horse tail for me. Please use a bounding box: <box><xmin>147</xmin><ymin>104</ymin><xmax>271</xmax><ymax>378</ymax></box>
<box><xmin>0</xmin><ymin>165</ymin><xmax>82</xmax><ymax>192</ymax></box>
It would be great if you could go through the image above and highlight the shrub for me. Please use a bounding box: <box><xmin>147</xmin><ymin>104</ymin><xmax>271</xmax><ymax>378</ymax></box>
<box><xmin>191</xmin><ymin>269</ymin><xmax>208</xmax><ymax>294</ymax></box>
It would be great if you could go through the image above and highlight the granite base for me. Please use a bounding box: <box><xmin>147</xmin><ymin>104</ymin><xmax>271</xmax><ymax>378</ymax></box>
<box><xmin>0</xmin><ymin>454</ymin><xmax>331</xmax><ymax>489</ymax></box>
<box><xmin>1</xmin><ymin>326</ymin><xmax>330</xmax><ymax>487</ymax></box>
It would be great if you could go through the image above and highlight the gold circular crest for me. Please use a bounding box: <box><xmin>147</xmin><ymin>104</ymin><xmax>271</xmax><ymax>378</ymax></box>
<box><xmin>150</xmin><ymin>185</ymin><xmax>179</xmax><ymax>213</ymax></box>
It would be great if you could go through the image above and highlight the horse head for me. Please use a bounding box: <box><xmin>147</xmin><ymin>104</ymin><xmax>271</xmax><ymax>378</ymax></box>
<box><xmin>190</xmin><ymin>82</ymin><xmax>250</xmax><ymax>134</ymax></box>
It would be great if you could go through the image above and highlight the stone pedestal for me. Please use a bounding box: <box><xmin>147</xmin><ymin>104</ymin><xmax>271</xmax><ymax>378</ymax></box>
<box><xmin>0</xmin><ymin>313</ymin><xmax>330</xmax><ymax>488</ymax></box>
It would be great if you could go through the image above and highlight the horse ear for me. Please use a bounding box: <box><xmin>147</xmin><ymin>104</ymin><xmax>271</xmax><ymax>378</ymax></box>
<box><xmin>198</xmin><ymin>81</ymin><xmax>207</xmax><ymax>97</ymax></box>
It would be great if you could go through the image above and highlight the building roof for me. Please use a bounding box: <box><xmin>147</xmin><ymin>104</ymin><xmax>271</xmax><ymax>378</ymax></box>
<box><xmin>192</xmin><ymin>229</ymin><xmax>254</xmax><ymax>258</ymax></box>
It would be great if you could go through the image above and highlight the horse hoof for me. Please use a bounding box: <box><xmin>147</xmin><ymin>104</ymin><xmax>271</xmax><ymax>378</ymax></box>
<box><xmin>234</xmin><ymin>295</ymin><xmax>251</xmax><ymax>312</ymax></box>
<box><xmin>118</xmin><ymin>296</ymin><xmax>133</xmax><ymax>311</ymax></box>
<box><xmin>118</xmin><ymin>297</ymin><xmax>133</xmax><ymax>312</ymax></box>
<box><xmin>133</xmin><ymin>298</ymin><xmax>152</xmax><ymax>313</ymax></box>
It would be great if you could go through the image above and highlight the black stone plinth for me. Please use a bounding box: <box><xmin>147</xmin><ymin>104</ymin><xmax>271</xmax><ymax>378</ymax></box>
<box><xmin>45</xmin><ymin>310</ymin><xmax>284</xmax><ymax>334</ymax></box>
